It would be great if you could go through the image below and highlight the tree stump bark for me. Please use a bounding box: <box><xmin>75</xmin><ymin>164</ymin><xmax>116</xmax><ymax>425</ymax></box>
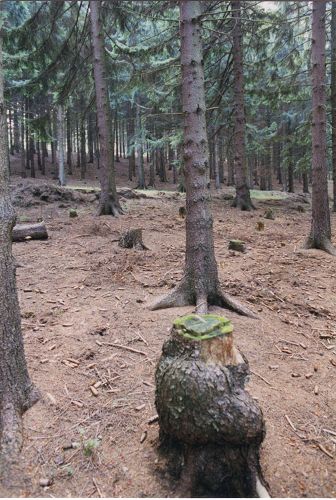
<box><xmin>155</xmin><ymin>314</ymin><xmax>268</xmax><ymax>497</ymax></box>
<box><xmin>12</xmin><ymin>222</ymin><xmax>48</xmax><ymax>242</ymax></box>
<box><xmin>118</xmin><ymin>229</ymin><xmax>147</xmax><ymax>250</ymax></box>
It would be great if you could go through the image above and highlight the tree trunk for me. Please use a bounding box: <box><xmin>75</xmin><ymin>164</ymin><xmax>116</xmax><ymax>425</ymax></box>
<box><xmin>25</xmin><ymin>99</ymin><xmax>30</xmax><ymax>170</ymax></box>
<box><xmin>332</xmin><ymin>0</ymin><xmax>336</xmax><ymax>211</ymax></box>
<box><xmin>89</xmin><ymin>0</ymin><xmax>121</xmax><ymax>215</ymax></box>
<box><xmin>8</xmin><ymin>107</ymin><xmax>14</xmax><ymax>155</ymax></box>
<box><xmin>150</xmin><ymin>0</ymin><xmax>254</xmax><ymax>317</ymax></box>
<box><xmin>51</xmin><ymin>109</ymin><xmax>57</xmax><ymax>170</ymax></box>
<box><xmin>155</xmin><ymin>315</ymin><xmax>268</xmax><ymax>497</ymax></box>
<box><xmin>57</xmin><ymin>105</ymin><xmax>65</xmax><ymax>186</ymax></box>
<box><xmin>0</xmin><ymin>22</ymin><xmax>39</xmax><ymax>480</ymax></box>
<box><xmin>231</xmin><ymin>0</ymin><xmax>254</xmax><ymax>210</ymax></box>
<box><xmin>20</xmin><ymin>100</ymin><xmax>26</xmax><ymax>178</ymax></box>
<box><xmin>13</xmin><ymin>102</ymin><xmax>20</xmax><ymax>154</ymax></box>
<box><xmin>87</xmin><ymin>112</ymin><xmax>94</xmax><ymax>164</ymax></box>
<box><xmin>66</xmin><ymin>107</ymin><xmax>72</xmax><ymax>174</ymax></box>
<box><xmin>214</xmin><ymin>133</ymin><xmax>220</xmax><ymax>189</ymax></box>
<box><xmin>302</xmin><ymin>170</ymin><xmax>309</xmax><ymax>194</ymax></box>
<box><xmin>29</xmin><ymin>133</ymin><xmax>35</xmax><ymax>178</ymax></box>
<box><xmin>227</xmin><ymin>142</ymin><xmax>235</xmax><ymax>186</ymax></box>
<box><xmin>305</xmin><ymin>1</ymin><xmax>335</xmax><ymax>254</ymax></box>
<box><xmin>36</xmin><ymin>140</ymin><xmax>42</xmax><ymax>171</ymax></box>
<box><xmin>135</xmin><ymin>100</ymin><xmax>146</xmax><ymax>189</ymax></box>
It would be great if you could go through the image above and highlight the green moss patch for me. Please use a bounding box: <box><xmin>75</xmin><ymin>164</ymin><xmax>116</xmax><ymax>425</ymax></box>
<box><xmin>173</xmin><ymin>314</ymin><xmax>233</xmax><ymax>341</ymax></box>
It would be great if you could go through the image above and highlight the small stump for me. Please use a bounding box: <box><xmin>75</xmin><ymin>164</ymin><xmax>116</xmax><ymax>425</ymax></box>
<box><xmin>155</xmin><ymin>314</ymin><xmax>268</xmax><ymax>497</ymax></box>
<box><xmin>264</xmin><ymin>208</ymin><xmax>274</xmax><ymax>220</ymax></box>
<box><xmin>69</xmin><ymin>209</ymin><xmax>78</xmax><ymax>218</ymax></box>
<box><xmin>118</xmin><ymin>229</ymin><xmax>148</xmax><ymax>250</ymax></box>
<box><xmin>228</xmin><ymin>239</ymin><xmax>246</xmax><ymax>253</ymax></box>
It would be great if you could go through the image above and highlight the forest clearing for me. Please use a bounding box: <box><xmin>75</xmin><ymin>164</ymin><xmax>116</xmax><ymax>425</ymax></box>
<box><xmin>1</xmin><ymin>0</ymin><xmax>336</xmax><ymax>498</ymax></box>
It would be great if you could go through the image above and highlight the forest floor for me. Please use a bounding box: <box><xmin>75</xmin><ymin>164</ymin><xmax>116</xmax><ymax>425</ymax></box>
<box><xmin>4</xmin><ymin>158</ymin><xmax>336</xmax><ymax>498</ymax></box>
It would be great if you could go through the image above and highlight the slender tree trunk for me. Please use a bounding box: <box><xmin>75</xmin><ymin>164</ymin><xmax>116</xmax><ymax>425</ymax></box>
<box><xmin>231</xmin><ymin>0</ymin><xmax>254</xmax><ymax>210</ymax></box>
<box><xmin>8</xmin><ymin>107</ymin><xmax>14</xmax><ymax>155</ymax></box>
<box><xmin>20</xmin><ymin>100</ymin><xmax>26</xmax><ymax>178</ymax></box>
<box><xmin>305</xmin><ymin>0</ymin><xmax>335</xmax><ymax>255</ymax></box>
<box><xmin>87</xmin><ymin>112</ymin><xmax>94</xmax><ymax>164</ymax></box>
<box><xmin>0</xmin><ymin>19</ymin><xmax>39</xmax><ymax>480</ymax></box>
<box><xmin>29</xmin><ymin>134</ymin><xmax>35</xmax><ymax>178</ymax></box>
<box><xmin>57</xmin><ymin>105</ymin><xmax>65</xmax><ymax>186</ymax></box>
<box><xmin>25</xmin><ymin>99</ymin><xmax>30</xmax><ymax>170</ymax></box>
<box><xmin>150</xmin><ymin>0</ymin><xmax>254</xmax><ymax>317</ymax></box>
<box><xmin>13</xmin><ymin>102</ymin><xmax>20</xmax><ymax>154</ymax></box>
<box><xmin>302</xmin><ymin>170</ymin><xmax>309</xmax><ymax>194</ymax></box>
<box><xmin>227</xmin><ymin>142</ymin><xmax>235</xmax><ymax>186</ymax></box>
<box><xmin>66</xmin><ymin>107</ymin><xmax>72</xmax><ymax>174</ymax></box>
<box><xmin>214</xmin><ymin>133</ymin><xmax>220</xmax><ymax>189</ymax></box>
<box><xmin>80</xmin><ymin>115</ymin><xmax>86</xmax><ymax>180</ymax></box>
<box><xmin>332</xmin><ymin>0</ymin><xmax>336</xmax><ymax>211</ymax></box>
<box><xmin>149</xmin><ymin>149</ymin><xmax>155</xmax><ymax>187</ymax></box>
<box><xmin>36</xmin><ymin>140</ymin><xmax>42</xmax><ymax>171</ymax></box>
<box><xmin>135</xmin><ymin>100</ymin><xmax>146</xmax><ymax>189</ymax></box>
<box><xmin>89</xmin><ymin>0</ymin><xmax>121</xmax><ymax>215</ymax></box>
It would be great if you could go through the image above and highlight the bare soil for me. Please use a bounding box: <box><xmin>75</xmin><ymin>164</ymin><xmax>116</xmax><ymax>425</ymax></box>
<box><xmin>3</xmin><ymin>158</ymin><xmax>336</xmax><ymax>498</ymax></box>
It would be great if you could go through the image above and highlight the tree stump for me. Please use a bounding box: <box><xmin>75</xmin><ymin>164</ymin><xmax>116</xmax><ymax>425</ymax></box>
<box><xmin>12</xmin><ymin>222</ymin><xmax>48</xmax><ymax>243</ymax></box>
<box><xmin>118</xmin><ymin>229</ymin><xmax>148</xmax><ymax>250</ymax></box>
<box><xmin>155</xmin><ymin>314</ymin><xmax>268</xmax><ymax>497</ymax></box>
<box><xmin>228</xmin><ymin>239</ymin><xmax>246</xmax><ymax>252</ymax></box>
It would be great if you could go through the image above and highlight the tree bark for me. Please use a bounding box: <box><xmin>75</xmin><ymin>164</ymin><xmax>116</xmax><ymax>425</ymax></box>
<box><xmin>305</xmin><ymin>0</ymin><xmax>335</xmax><ymax>255</ymax></box>
<box><xmin>20</xmin><ymin>99</ymin><xmax>26</xmax><ymax>178</ymax></box>
<box><xmin>12</xmin><ymin>222</ymin><xmax>48</xmax><ymax>243</ymax></box>
<box><xmin>0</xmin><ymin>19</ymin><xmax>39</xmax><ymax>479</ymax></box>
<box><xmin>13</xmin><ymin>102</ymin><xmax>20</xmax><ymax>154</ymax></box>
<box><xmin>57</xmin><ymin>105</ymin><xmax>65</xmax><ymax>186</ymax></box>
<box><xmin>150</xmin><ymin>0</ymin><xmax>254</xmax><ymax>317</ymax></box>
<box><xmin>332</xmin><ymin>0</ymin><xmax>336</xmax><ymax>211</ymax></box>
<box><xmin>231</xmin><ymin>0</ymin><xmax>254</xmax><ymax>210</ymax></box>
<box><xmin>66</xmin><ymin>107</ymin><xmax>72</xmax><ymax>174</ymax></box>
<box><xmin>89</xmin><ymin>0</ymin><xmax>121</xmax><ymax>215</ymax></box>
<box><xmin>135</xmin><ymin>99</ymin><xmax>146</xmax><ymax>189</ymax></box>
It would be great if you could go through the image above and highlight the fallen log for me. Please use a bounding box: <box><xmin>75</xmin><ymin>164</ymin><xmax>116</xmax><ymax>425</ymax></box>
<box><xmin>12</xmin><ymin>222</ymin><xmax>48</xmax><ymax>243</ymax></box>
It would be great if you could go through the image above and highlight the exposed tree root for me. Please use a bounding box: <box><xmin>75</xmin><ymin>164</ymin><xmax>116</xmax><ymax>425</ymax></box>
<box><xmin>0</xmin><ymin>402</ymin><xmax>22</xmax><ymax>462</ymax></box>
<box><xmin>149</xmin><ymin>284</ymin><xmax>190</xmax><ymax>311</ymax></box>
<box><xmin>0</xmin><ymin>388</ymin><xmax>39</xmax><ymax>487</ymax></box>
<box><xmin>215</xmin><ymin>290</ymin><xmax>258</xmax><ymax>318</ymax></box>
<box><xmin>97</xmin><ymin>196</ymin><xmax>123</xmax><ymax>216</ymax></box>
<box><xmin>149</xmin><ymin>282</ymin><xmax>257</xmax><ymax>318</ymax></box>
<box><xmin>303</xmin><ymin>236</ymin><xmax>336</xmax><ymax>256</ymax></box>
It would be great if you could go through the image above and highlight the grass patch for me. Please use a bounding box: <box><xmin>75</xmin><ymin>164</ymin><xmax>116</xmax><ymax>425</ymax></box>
<box><xmin>250</xmin><ymin>190</ymin><xmax>288</xmax><ymax>201</ymax></box>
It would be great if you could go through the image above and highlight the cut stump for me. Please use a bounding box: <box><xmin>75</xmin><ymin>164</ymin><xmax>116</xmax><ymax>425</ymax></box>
<box><xmin>228</xmin><ymin>239</ymin><xmax>246</xmax><ymax>253</ymax></box>
<box><xmin>155</xmin><ymin>314</ymin><xmax>268</xmax><ymax>497</ymax></box>
<box><xmin>118</xmin><ymin>229</ymin><xmax>148</xmax><ymax>250</ymax></box>
<box><xmin>12</xmin><ymin>222</ymin><xmax>48</xmax><ymax>243</ymax></box>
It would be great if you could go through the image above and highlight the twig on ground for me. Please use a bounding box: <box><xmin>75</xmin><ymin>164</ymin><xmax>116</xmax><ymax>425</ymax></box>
<box><xmin>250</xmin><ymin>370</ymin><xmax>274</xmax><ymax>388</ymax></box>
<box><xmin>101</xmin><ymin>342</ymin><xmax>147</xmax><ymax>356</ymax></box>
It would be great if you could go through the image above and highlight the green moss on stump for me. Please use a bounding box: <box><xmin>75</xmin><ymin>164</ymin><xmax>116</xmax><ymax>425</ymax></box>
<box><xmin>173</xmin><ymin>314</ymin><xmax>233</xmax><ymax>341</ymax></box>
<box><xmin>69</xmin><ymin>209</ymin><xmax>78</xmax><ymax>218</ymax></box>
<box><xmin>228</xmin><ymin>239</ymin><xmax>245</xmax><ymax>252</ymax></box>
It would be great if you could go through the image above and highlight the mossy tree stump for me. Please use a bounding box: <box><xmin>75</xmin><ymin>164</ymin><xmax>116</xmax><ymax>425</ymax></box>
<box><xmin>155</xmin><ymin>314</ymin><xmax>268</xmax><ymax>498</ymax></box>
<box><xmin>228</xmin><ymin>239</ymin><xmax>246</xmax><ymax>253</ymax></box>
